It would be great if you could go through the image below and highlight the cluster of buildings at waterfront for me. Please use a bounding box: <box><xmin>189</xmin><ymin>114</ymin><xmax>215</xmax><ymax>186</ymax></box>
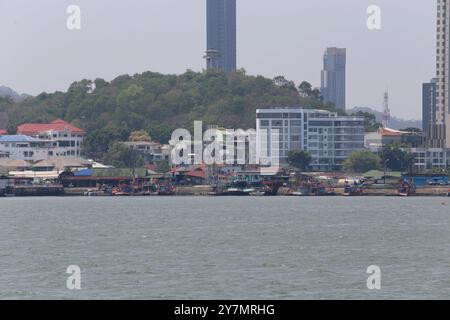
<box><xmin>1</xmin><ymin>1</ymin><xmax>450</xmax><ymax>177</ymax></box>
<box><xmin>0</xmin><ymin>120</ymin><xmax>84</xmax><ymax>161</ymax></box>
<box><xmin>0</xmin><ymin>108</ymin><xmax>447</xmax><ymax>175</ymax></box>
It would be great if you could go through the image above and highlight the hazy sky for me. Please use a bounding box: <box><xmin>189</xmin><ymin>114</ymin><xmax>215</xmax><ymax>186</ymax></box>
<box><xmin>0</xmin><ymin>0</ymin><xmax>435</xmax><ymax>119</ymax></box>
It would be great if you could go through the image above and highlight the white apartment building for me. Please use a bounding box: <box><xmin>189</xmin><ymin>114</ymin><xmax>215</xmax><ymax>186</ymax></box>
<box><xmin>0</xmin><ymin>135</ymin><xmax>55</xmax><ymax>161</ymax></box>
<box><xmin>0</xmin><ymin>119</ymin><xmax>85</xmax><ymax>161</ymax></box>
<box><xmin>410</xmin><ymin>147</ymin><xmax>450</xmax><ymax>172</ymax></box>
<box><xmin>256</xmin><ymin>108</ymin><xmax>365</xmax><ymax>171</ymax></box>
<box><xmin>16</xmin><ymin>119</ymin><xmax>85</xmax><ymax>158</ymax></box>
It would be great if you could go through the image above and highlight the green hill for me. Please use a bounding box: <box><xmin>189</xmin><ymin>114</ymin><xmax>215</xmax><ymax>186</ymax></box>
<box><xmin>0</xmin><ymin>69</ymin><xmax>337</xmax><ymax>161</ymax></box>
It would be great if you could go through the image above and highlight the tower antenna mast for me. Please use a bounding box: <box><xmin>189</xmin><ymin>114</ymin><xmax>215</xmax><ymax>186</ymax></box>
<box><xmin>382</xmin><ymin>90</ymin><xmax>391</xmax><ymax>128</ymax></box>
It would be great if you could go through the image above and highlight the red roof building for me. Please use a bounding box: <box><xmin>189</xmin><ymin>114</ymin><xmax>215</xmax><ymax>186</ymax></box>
<box><xmin>15</xmin><ymin>119</ymin><xmax>85</xmax><ymax>158</ymax></box>
<box><xmin>17</xmin><ymin>119</ymin><xmax>85</xmax><ymax>136</ymax></box>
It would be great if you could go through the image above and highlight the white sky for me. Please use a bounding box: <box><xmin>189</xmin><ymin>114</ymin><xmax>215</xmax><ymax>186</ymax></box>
<box><xmin>0</xmin><ymin>0</ymin><xmax>436</xmax><ymax>120</ymax></box>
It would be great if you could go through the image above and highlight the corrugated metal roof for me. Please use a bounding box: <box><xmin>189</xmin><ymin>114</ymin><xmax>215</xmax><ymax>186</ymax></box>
<box><xmin>0</xmin><ymin>135</ymin><xmax>45</xmax><ymax>143</ymax></box>
<box><xmin>74</xmin><ymin>169</ymin><xmax>93</xmax><ymax>177</ymax></box>
<box><xmin>92</xmin><ymin>168</ymin><xmax>148</xmax><ymax>178</ymax></box>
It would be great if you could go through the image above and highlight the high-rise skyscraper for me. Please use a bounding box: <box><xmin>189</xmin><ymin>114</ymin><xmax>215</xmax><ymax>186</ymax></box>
<box><xmin>205</xmin><ymin>0</ymin><xmax>237</xmax><ymax>73</ymax></box>
<box><xmin>423</xmin><ymin>79</ymin><xmax>437</xmax><ymax>137</ymax></box>
<box><xmin>429</xmin><ymin>0</ymin><xmax>450</xmax><ymax>148</ymax></box>
<box><xmin>321</xmin><ymin>47</ymin><xmax>346</xmax><ymax>110</ymax></box>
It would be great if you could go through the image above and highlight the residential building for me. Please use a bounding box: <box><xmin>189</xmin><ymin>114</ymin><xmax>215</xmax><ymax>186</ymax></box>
<box><xmin>410</xmin><ymin>147</ymin><xmax>450</xmax><ymax>172</ymax></box>
<box><xmin>205</xmin><ymin>0</ymin><xmax>237</xmax><ymax>72</ymax></box>
<box><xmin>256</xmin><ymin>108</ymin><xmax>365</xmax><ymax>171</ymax></box>
<box><xmin>364</xmin><ymin>127</ymin><xmax>423</xmax><ymax>152</ymax></box>
<box><xmin>321</xmin><ymin>47</ymin><xmax>346</xmax><ymax>110</ymax></box>
<box><xmin>0</xmin><ymin>135</ymin><xmax>55</xmax><ymax>161</ymax></box>
<box><xmin>17</xmin><ymin>119</ymin><xmax>85</xmax><ymax>157</ymax></box>
<box><xmin>429</xmin><ymin>0</ymin><xmax>450</xmax><ymax>148</ymax></box>
<box><xmin>121</xmin><ymin>140</ymin><xmax>167</xmax><ymax>164</ymax></box>
<box><xmin>422</xmin><ymin>79</ymin><xmax>437</xmax><ymax>137</ymax></box>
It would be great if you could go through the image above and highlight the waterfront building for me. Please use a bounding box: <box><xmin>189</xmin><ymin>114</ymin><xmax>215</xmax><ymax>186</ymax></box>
<box><xmin>364</xmin><ymin>128</ymin><xmax>423</xmax><ymax>152</ymax></box>
<box><xmin>205</xmin><ymin>0</ymin><xmax>237</xmax><ymax>72</ymax></box>
<box><xmin>17</xmin><ymin>119</ymin><xmax>85</xmax><ymax>157</ymax></box>
<box><xmin>121</xmin><ymin>140</ymin><xmax>166</xmax><ymax>164</ymax></box>
<box><xmin>429</xmin><ymin>0</ymin><xmax>450</xmax><ymax>148</ymax></box>
<box><xmin>321</xmin><ymin>47</ymin><xmax>346</xmax><ymax>110</ymax></box>
<box><xmin>256</xmin><ymin>108</ymin><xmax>365</xmax><ymax>171</ymax></box>
<box><xmin>410</xmin><ymin>147</ymin><xmax>450</xmax><ymax>172</ymax></box>
<box><xmin>0</xmin><ymin>135</ymin><xmax>55</xmax><ymax>161</ymax></box>
<box><xmin>423</xmin><ymin>79</ymin><xmax>437</xmax><ymax>137</ymax></box>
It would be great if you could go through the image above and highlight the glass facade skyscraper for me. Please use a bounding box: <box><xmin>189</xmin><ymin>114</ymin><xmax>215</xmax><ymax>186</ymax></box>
<box><xmin>321</xmin><ymin>47</ymin><xmax>346</xmax><ymax>110</ymax></box>
<box><xmin>205</xmin><ymin>0</ymin><xmax>237</xmax><ymax>73</ymax></box>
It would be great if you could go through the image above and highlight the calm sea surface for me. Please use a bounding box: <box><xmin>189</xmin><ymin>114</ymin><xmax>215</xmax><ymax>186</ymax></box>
<box><xmin>1</xmin><ymin>196</ymin><xmax>450</xmax><ymax>300</ymax></box>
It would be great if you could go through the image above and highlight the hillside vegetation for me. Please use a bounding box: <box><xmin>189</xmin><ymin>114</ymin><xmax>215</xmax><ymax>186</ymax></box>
<box><xmin>0</xmin><ymin>69</ymin><xmax>338</xmax><ymax>161</ymax></box>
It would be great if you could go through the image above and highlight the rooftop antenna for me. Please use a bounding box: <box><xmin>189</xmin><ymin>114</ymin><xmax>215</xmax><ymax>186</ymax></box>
<box><xmin>382</xmin><ymin>89</ymin><xmax>390</xmax><ymax>128</ymax></box>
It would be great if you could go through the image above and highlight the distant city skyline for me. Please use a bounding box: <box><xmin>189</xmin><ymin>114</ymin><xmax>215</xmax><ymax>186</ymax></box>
<box><xmin>0</xmin><ymin>0</ymin><xmax>436</xmax><ymax>120</ymax></box>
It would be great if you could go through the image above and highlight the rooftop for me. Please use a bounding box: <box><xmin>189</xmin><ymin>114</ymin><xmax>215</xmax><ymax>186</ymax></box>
<box><xmin>0</xmin><ymin>135</ymin><xmax>47</xmax><ymax>143</ymax></box>
<box><xmin>17</xmin><ymin>119</ymin><xmax>85</xmax><ymax>135</ymax></box>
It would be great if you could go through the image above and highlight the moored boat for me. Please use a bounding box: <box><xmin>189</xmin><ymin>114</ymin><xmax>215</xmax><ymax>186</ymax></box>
<box><xmin>398</xmin><ymin>179</ymin><xmax>416</xmax><ymax>197</ymax></box>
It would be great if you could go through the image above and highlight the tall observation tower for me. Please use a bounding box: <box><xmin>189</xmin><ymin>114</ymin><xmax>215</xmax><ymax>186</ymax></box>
<box><xmin>205</xmin><ymin>0</ymin><xmax>237</xmax><ymax>73</ymax></box>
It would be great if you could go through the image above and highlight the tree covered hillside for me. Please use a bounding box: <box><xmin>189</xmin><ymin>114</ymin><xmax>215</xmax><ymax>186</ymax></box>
<box><xmin>0</xmin><ymin>69</ymin><xmax>336</xmax><ymax>161</ymax></box>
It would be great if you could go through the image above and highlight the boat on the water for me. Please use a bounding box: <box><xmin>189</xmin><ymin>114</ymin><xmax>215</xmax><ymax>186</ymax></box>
<box><xmin>212</xmin><ymin>181</ymin><xmax>253</xmax><ymax>196</ymax></box>
<box><xmin>343</xmin><ymin>183</ymin><xmax>364</xmax><ymax>196</ymax></box>
<box><xmin>398</xmin><ymin>179</ymin><xmax>416</xmax><ymax>197</ymax></box>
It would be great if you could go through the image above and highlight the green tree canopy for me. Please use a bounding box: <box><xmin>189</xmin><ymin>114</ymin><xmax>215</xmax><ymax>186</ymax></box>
<box><xmin>104</xmin><ymin>143</ymin><xmax>144</xmax><ymax>168</ymax></box>
<box><xmin>129</xmin><ymin>130</ymin><xmax>151</xmax><ymax>142</ymax></box>
<box><xmin>287</xmin><ymin>149</ymin><xmax>312</xmax><ymax>171</ymax></box>
<box><xmin>343</xmin><ymin>151</ymin><xmax>381</xmax><ymax>172</ymax></box>
<box><xmin>379</xmin><ymin>143</ymin><xmax>415</xmax><ymax>173</ymax></box>
<box><xmin>3</xmin><ymin>70</ymin><xmax>340</xmax><ymax>161</ymax></box>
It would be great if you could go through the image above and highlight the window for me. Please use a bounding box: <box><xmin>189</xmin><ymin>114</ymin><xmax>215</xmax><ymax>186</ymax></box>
<box><xmin>272</xmin><ymin>120</ymin><xmax>283</xmax><ymax>127</ymax></box>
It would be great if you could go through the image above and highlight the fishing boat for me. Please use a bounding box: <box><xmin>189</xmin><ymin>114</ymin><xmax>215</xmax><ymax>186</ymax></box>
<box><xmin>156</xmin><ymin>184</ymin><xmax>175</xmax><ymax>196</ymax></box>
<box><xmin>249</xmin><ymin>190</ymin><xmax>266</xmax><ymax>196</ymax></box>
<box><xmin>3</xmin><ymin>193</ymin><xmax>16</xmax><ymax>197</ymax></box>
<box><xmin>85</xmin><ymin>189</ymin><xmax>112</xmax><ymax>196</ymax></box>
<box><xmin>398</xmin><ymin>180</ymin><xmax>416</xmax><ymax>197</ymax></box>
<box><xmin>343</xmin><ymin>183</ymin><xmax>364</xmax><ymax>196</ymax></box>
<box><xmin>221</xmin><ymin>181</ymin><xmax>252</xmax><ymax>196</ymax></box>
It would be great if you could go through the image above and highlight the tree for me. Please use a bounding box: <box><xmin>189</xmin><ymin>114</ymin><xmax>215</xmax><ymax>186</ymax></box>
<box><xmin>273</xmin><ymin>76</ymin><xmax>297</xmax><ymax>91</ymax></box>
<box><xmin>2</xmin><ymin>70</ymin><xmax>318</xmax><ymax>160</ymax></box>
<box><xmin>287</xmin><ymin>149</ymin><xmax>312</xmax><ymax>171</ymax></box>
<box><xmin>298</xmin><ymin>81</ymin><xmax>321</xmax><ymax>100</ymax></box>
<box><xmin>129</xmin><ymin>130</ymin><xmax>151</xmax><ymax>142</ymax></box>
<box><xmin>379</xmin><ymin>143</ymin><xmax>415</xmax><ymax>173</ymax></box>
<box><xmin>103</xmin><ymin>143</ymin><xmax>144</xmax><ymax>168</ymax></box>
<box><xmin>343</xmin><ymin>151</ymin><xmax>381</xmax><ymax>172</ymax></box>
